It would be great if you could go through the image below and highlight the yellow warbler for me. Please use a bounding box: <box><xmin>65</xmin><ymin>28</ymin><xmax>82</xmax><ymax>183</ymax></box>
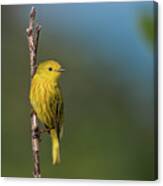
<box><xmin>29</xmin><ymin>60</ymin><xmax>64</xmax><ymax>165</ymax></box>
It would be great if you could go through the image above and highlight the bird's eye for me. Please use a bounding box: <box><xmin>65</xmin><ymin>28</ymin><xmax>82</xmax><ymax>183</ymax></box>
<box><xmin>48</xmin><ymin>67</ymin><xmax>53</xmax><ymax>71</ymax></box>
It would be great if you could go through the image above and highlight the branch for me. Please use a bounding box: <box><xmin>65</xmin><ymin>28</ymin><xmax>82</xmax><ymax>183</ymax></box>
<box><xmin>26</xmin><ymin>7</ymin><xmax>42</xmax><ymax>178</ymax></box>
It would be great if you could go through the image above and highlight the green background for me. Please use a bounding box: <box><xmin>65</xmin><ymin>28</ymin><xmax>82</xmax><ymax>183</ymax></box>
<box><xmin>1</xmin><ymin>2</ymin><xmax>157</xmax><ymax>180</ymax></box>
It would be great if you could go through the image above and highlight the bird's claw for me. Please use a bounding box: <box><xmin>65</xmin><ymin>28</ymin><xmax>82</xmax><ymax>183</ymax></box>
<box><xmin>40</xmin><ymin>128</ymin><xmax>50</xmax><ymax>134</ymax></box>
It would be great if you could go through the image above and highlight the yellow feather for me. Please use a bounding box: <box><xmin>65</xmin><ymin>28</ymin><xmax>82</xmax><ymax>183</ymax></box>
<box><xmin>50</xmin><ymin>129</ymin><xmax>60</xmax><ymax>164</ymax></box>
<box><xmin>29</xmin><ymin>60</ymin><xmax>64</xmax><ymax>165</ymax></box>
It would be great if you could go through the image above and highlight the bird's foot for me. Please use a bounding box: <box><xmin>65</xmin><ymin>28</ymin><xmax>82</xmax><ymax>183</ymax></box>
<box><xmin>40</xmin><ymin>128</ymin><xmax>50</xmax><ymax>134</ymax></box>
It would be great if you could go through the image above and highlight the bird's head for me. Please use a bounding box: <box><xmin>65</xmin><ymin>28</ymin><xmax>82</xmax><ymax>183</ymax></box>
<box><xmin>36</xmin><ymin>60</ymin><xmax>65</xmax><ymax>81</ymax></box>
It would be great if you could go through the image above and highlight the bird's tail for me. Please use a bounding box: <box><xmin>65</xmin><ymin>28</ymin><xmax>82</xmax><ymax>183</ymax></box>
<box><xmin>50</xmin><ymin>129</ymin><xmax>60</xmax><ymax>165</ymax></box>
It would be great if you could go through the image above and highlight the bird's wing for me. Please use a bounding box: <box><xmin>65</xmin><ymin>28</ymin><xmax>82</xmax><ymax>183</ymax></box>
<box><xmin>50</xmin><ymin>87</ymin><xmax>64</xmax><ymax>141</ymax></box>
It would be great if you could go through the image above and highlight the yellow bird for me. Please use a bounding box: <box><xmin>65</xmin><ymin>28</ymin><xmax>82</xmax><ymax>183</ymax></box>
<box><xmin>29</xmin><ymin>60</ymin><xmax>64</xmax><ymax>165</ymax></box>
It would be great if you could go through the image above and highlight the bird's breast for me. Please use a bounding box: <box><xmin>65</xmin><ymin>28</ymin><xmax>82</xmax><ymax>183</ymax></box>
<box><xmin>30</xmin><ymin>76</ymin><xmax>57</xmax><ymax>126</ymax></box>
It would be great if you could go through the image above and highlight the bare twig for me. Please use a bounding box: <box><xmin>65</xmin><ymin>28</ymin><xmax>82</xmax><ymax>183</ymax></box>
<box><xmin>26</xmin><ymin>7</ymin><xmax>42</xmax><ymax>178</ymax></box>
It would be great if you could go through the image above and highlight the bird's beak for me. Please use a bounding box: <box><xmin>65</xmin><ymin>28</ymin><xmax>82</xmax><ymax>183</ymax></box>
<box><xmin>58</xmin><ymin>68</ymin><xmax>65</xmax><ymax>72</ymax></box>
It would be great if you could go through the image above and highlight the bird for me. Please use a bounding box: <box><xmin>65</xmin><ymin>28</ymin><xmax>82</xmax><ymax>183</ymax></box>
<box><xmin>29</xmin><ymin>60</ymin><xmax>64</xmax><ymax>165</ymax></box>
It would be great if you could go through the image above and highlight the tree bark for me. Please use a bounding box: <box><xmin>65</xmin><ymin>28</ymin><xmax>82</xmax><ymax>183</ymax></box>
<box><xmin>26</xmin><ymin>7</ymin><xmax>42</xmax><ymax>178</ymax></box>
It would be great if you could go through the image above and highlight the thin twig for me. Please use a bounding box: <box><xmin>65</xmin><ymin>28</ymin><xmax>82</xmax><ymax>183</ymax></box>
<box><xmin>26</xmin><ymin>7</ymin><xmax>42</xmax><ymax>178</ymax></box>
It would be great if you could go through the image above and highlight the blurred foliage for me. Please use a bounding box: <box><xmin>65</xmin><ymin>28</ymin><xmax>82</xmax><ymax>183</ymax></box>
<box><xmin>139</xmin><ymin>14</ymin><xmax>154</xmax><ymax>46</ymax></box>
<box><xmin>1</xmin><ymin>2</ymin><xmax>157</xmax><ymax>180</ymax></box>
